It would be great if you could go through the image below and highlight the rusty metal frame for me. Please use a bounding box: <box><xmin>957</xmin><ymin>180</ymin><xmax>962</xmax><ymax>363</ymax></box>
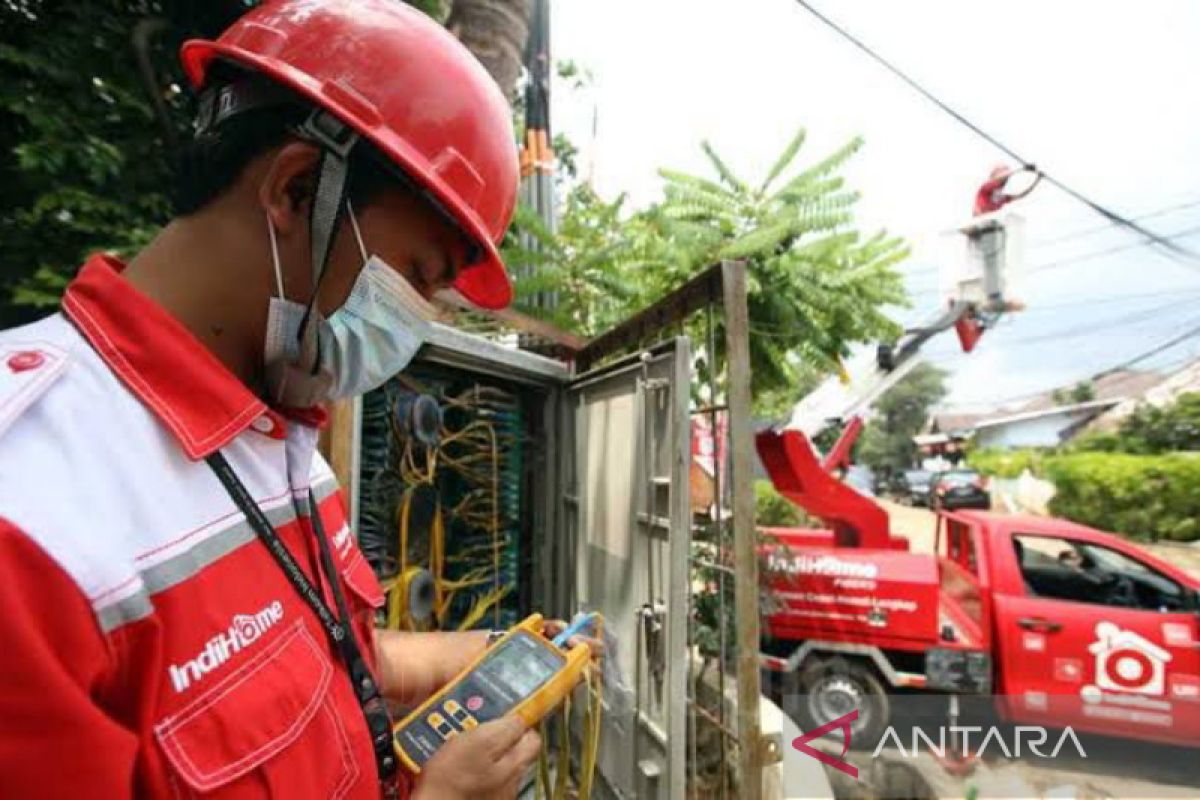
<box><xmin>571</xmin><ymin>261</ymin><xmax>763</xmax><ymax>800</ymax></box>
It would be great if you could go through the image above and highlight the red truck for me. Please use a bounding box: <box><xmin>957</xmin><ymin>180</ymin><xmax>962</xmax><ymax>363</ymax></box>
<box><xmin>757</xmin><ymin>428</ymin><xmax>1200</xmax><ymax>747</ymax></box>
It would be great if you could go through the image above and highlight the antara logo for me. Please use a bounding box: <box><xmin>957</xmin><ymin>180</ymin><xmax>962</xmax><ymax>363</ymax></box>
<box><xmin>168</xmin><ymin>601</ymin><xmax>284</xmax><ymax>692</ymax></box>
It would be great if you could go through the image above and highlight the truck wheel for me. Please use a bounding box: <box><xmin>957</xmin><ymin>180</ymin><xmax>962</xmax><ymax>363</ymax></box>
<box><xmin>786</xmin><ymin>657</ymin><xmax>890</xmax><ymax>748</ymax></box>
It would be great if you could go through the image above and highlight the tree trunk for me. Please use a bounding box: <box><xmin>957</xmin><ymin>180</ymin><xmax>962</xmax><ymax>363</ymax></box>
<box><xmin>444</xmin><ymin>0</ymin><xmax>532</xmax><ymax>102</ymax></box>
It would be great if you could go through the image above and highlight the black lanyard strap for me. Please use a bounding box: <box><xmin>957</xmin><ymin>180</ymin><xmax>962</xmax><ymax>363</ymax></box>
<box><xmin>206</xmin><ymin>452</ymin><xmax>398</xmax><ymax>785</ymax></box>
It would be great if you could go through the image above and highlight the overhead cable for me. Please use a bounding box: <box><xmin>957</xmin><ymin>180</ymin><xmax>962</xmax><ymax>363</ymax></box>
<box><xmin>790</xmin><ymin>0</ymin><xmax>1200</xmax><ymax>264</ymax></box>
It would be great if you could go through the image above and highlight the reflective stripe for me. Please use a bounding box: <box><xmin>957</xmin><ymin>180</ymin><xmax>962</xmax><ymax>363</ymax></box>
<box><xmin>91</xmin><ymin>484</ymin><xmax>336</xmax><ymax>633</ymax></box>
<box><xmin>96</xmin><ymin>589</ymin><xmax>155</xmax><ymax>633</ymax></box>
<box><xmin>295</xmin><ymin>476</ymin><xmax>340</xmax><ymax>516</ymax></box>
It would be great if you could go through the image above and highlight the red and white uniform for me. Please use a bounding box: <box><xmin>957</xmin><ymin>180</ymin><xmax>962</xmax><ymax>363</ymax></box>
<box><xmin>0</xmin><ymin>255</ymin><xmax>400</xmax><ymax>799</ymax></box>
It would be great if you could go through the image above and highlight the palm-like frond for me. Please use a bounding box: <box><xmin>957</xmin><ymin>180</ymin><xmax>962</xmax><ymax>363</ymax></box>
<box><xmin>659</xmin><ymin>168</ymin><xmax>734</xmax><ymax>201</ymax></box>
<box><xmin>772</xmin><ymin>137</ymin><xmax>863</xmax><ymax>201</ymax></box>
<box><xmin>760</xmin><ymin>128</ymin><xmax>807</xmax><ymax>194</ymax></box>
<box><xmin>700</xmin><ymin>140</ymin><xmax>748</xmax><ymax>194</ymax></box>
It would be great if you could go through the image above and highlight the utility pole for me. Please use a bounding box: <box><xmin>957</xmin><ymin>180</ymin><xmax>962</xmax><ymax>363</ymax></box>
<box><xmin>519</xmin><ymin>0</ymin><xmax>557</xmax><ymax>312</ymax></box>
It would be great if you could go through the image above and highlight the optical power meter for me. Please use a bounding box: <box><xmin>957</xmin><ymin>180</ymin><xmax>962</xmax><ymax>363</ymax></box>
<box><xmin>392</xmin><ymin>614</ymin><xmax>591</xmax><ymax>773</ymax></box>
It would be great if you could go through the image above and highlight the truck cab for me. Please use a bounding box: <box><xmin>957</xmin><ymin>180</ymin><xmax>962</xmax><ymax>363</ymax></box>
<box><xmin>947</xmin><ymin>511</ymin><xmax>1200</xmax><ymax>745</ymax></box>
<box><xmin>758</xmin><ymin>429</ymin><xmax>1200</xmax><ymax>750</ymax></box>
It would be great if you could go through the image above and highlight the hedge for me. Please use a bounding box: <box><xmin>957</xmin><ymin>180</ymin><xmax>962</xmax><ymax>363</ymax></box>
<box><xmin>1043</xmin><ymin>452</ymin><xmax>1200</xmax><ymax>542</ymax></box>
<box><xmin>967</xmin><ymin>447</ymin><xmax>1046</xmax><ymax>480</ymax></box>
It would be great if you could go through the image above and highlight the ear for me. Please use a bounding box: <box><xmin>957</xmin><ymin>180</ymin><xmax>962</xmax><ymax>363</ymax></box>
<box><xmin>258</xmin><ymin>141</ymin><xmax>322</xmax><ymax>235</ymax></box>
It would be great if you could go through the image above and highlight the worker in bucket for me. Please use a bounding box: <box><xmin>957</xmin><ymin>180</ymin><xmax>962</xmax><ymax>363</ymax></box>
<box><xmin>0</xmin><ymin>2</ymin><xmax>594</xmax><ymax>798</ymax></box>
<box><xmin>973</xmin><ymin>161</ymin><xmax>1042</xmax><ymax>216</ymax></box>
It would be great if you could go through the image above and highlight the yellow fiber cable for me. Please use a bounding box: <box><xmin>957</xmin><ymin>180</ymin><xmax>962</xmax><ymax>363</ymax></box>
<box><xmin>532</xmin><ymin>615</ymin><xmax>604</xmax><ymax>800</ymax></box>
<box><xmin>454</xmin><ymin>586</ymin><xmax>510</xmax><ymax>631</ymax></box>
<box><xmin>535</xmin><ymin>720</ymin><xmax>552</xmax><ymax>800</ymax></box>
<box><xmin>578</xmin><ymin>616</ymin><xmax>604</xmax><ymax>800</ymax></box>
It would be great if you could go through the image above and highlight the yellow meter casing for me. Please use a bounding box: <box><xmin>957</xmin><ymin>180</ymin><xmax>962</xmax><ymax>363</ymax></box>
<box><xmin>393</xmin><ymin>614</ymin><xmax>590</xmax><ymax>774</ymax></box>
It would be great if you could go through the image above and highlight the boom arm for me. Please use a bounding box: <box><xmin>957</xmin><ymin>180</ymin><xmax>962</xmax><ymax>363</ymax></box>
<box><xmin>757</xmin><ymin>427</ymin><xmax>896</xmax><ymax>549</ymax></box>
<box><xmin>787</xmin><ymin>301</ymin><xmax>987</xmax><ymax>439</ymax></box>
<box><xmin>764</xmin><ymin>301</ymin><xmax>1002</xmax><ymax>549</ymax></box>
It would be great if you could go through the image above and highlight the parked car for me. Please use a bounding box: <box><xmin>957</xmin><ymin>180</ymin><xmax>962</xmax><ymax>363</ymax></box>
<box><xmin>930</xmin><ymin>469</ymin><xmax>990</xmax><ymax>510</ymax></box>
<box><xmin>897</xmin><ymin>469</ymin><xmax>933</xmax><ymax>507</ymax></box>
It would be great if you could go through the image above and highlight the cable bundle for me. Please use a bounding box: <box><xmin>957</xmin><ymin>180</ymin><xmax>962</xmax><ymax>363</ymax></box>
<box><xmin>359</xmin><ymin>375</ymin><xmax>525</xmax><ymax>632</ymax></box>
<box><xmin>438</xmin><ymin>384</ymin><xmax>524</xmax><ymax>630</ymax></box>
<box><xmin>536</xmin><ymin>616</ymin><xmax>605</xmax><ymax>800</ymax></box>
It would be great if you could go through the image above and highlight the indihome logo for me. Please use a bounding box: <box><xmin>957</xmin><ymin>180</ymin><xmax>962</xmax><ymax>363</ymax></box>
<box><xmin>168</xmin><ymin>601</ymin><xmax>285</xmax><ymax>692</ymax></box>
<box><xmin>769</xmin><ymin>553</ymin><xmax>880</xmax><ymax>579</ymax></box>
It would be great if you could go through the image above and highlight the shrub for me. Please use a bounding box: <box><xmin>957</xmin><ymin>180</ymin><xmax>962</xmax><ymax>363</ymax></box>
<box><xmin>1044</xmin><ymin>452</ymin><xmax>1200</xmax><ymax>542</ymax></box>
<box><xmin>967</xmin><ymin>447</ymin><xmax>1046</xmax><ymax>479</ymax></box>
<box><xmin>755</xmin><ymin>479</ymin><xmax>806</xmax><ymax>527</ymax></box>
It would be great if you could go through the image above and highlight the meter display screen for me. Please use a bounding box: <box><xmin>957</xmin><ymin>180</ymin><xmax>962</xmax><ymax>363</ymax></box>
<box><xmin>479</xmin><ymin>640</ymin><xmax>558</xmax><ymax>696</ymax></box>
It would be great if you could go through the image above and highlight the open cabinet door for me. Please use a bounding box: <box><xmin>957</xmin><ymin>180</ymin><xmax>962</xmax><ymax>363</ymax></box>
<box><xmin>560</xmin><ymin>339</ymin><xmax>691</xmax><ymax>800</ymax></box>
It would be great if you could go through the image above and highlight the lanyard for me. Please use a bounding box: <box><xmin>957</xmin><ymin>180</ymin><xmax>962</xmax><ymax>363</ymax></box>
<box><xmin>206</xmin><ymin>452</ymin><xmax>398</xmax><ymax>787</ymax></box>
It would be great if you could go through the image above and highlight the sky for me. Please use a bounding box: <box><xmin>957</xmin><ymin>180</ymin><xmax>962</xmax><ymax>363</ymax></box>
<box><xmin>550</xmin><ymin>0</ymin><xmax>1200</xmax><ymax>410</ymax></box>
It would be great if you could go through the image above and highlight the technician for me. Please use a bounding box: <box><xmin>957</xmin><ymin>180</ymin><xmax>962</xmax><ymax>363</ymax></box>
<box><xmin>973</xmin><ymin>162</ymin><xmax>1042</xmax><ymax>216</ymax></box>
<box><xmin>0</xmin><ymin>2</ymin><xmax>578</xmax><ymax>798</ymax></box>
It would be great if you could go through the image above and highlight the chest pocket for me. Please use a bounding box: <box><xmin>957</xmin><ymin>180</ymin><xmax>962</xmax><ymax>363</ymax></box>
<box><xmin>155</xmin><ymin>620</ymin><xmax>361</xmax><ymax>799</ymax></box>
<box><xmin>340</xmin><ymin>549</ymin><xmax>385</xmax><ymax>641</ymax></box>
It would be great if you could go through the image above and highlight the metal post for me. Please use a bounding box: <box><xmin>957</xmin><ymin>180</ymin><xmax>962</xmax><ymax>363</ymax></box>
<box><xmin>706</xmin><ymin>301</ymin><xmax>728</xmax><ymax>795</ymax></box>
<box><xmin>720</xmin><ymin>261</ymin><xmax>763</xmax><ymax>800</ymax></box>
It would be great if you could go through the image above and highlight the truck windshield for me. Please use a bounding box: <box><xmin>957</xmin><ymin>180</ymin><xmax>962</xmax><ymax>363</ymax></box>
<box><xmin>1014</xmin><ymin>534</ymin><xmax>1191</xmax><ymax>612</ymax></box>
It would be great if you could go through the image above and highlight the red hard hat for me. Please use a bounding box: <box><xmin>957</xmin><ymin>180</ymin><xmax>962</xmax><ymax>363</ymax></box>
<box><xmin>181</xmin><ymin>0</ymin><xmax>518</xmax><ymax>309</ymax></box>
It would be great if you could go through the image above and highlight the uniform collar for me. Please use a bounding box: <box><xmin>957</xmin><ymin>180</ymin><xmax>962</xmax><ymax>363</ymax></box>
<box><xmin>61</xmin><ymin>254</ymin><xmax>300</xmax><ymax>460</ymax></box>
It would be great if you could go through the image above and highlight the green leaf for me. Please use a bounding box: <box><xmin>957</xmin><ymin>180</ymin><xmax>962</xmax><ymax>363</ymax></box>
<box><xmin>760</xmin><ymin>128</ymin><xmax>807</xmax><ymax>194</ymax></box>
<box><xmin>700</xmin><ymin>140</ymin><xmax>748</xmax><ymax>194</ymax></box>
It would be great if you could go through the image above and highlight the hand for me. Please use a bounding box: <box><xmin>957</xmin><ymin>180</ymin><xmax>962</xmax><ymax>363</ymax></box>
<box><xmin>542</xmin><ymin>618</ymin><xmax>605</xmax><ymax>663</ymax></box>
<box><xmin>412</xmin><ymin>716</ymin><xmax>541</xmax><ymax>800</ymax></box>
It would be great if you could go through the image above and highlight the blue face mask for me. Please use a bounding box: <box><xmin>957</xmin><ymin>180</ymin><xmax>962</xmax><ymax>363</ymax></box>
<box><xmin>263</xmin><ymin>206</ymin><xmax>435</xmax><ymax>407</ymax></box>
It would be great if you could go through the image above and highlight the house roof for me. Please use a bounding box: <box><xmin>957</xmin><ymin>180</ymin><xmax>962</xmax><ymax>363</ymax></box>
<box><xmin>929</xmin><ymin>411</ymin><xmax>990</xmax><ymax>435</ymax></box>
<box><xmin>969</xmin><ymin>398</ymin><xmax>1121</xmax><ymax>431</ymax></box>
<box><xmin>1087</xmin><ymin>359</ymin><xmax>1200</xmax><ymax>432</ymax></box>
<box><xmin>1015</xmin><ymin>369</ymin><xmax>1164</xmax><ymax>414</ymax></box>
<box><xmin>931</xmin><ymin>368</ymin><xmax>1165</xmax><ymax>435</ymax></box>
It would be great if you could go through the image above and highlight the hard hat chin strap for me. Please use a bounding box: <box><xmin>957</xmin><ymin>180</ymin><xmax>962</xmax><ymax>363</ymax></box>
<box><xmin>294</xmin><ymin>109</ymin><xmax>360</xmax><ymax>365</ymax></box>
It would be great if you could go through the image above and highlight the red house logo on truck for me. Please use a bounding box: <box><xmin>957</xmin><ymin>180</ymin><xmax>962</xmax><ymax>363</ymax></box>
<box><xmin>1087</xmin><ymin>622</ymin><xmax>1171</xmax><ymax>697</ymax></box>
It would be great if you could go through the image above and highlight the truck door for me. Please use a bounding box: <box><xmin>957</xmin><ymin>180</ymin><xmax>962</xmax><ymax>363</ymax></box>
<box><xmin>559</xmin><ymin>339</ymin><xmax>691</xmax><ymax>800</ymax></box>
<box><xmin>993</xmin><ymin>533</ymin><xmax>1200</xmax><ymax>744</ymax></box>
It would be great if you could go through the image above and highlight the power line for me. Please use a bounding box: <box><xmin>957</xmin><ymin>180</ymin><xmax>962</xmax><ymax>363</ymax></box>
<box><xmin>1023</xmin><ymin>287</ymin><xmax>1200</xmax><ymax>312</ymax></box>
<box><xmin>899</xmin><ymin>197</ymin><xmax>1200</xmax><ymax>280</ymax></box>
<box><xmin>1031</xmin><ymin>197</ymin><xmax>1200</xmax><ymax>247</ymax></box>
<box><xmin>933</xmin><ymin>318</ymin><xmax>1200</xmax><ymax>409</ymax></box>
<box><xmin>937</xmin><ymin>353</ymin><xmax>1195</xmax><ymax>412</ymax></box>
<box><xmin>790</xmin><ymin>0</ymin><xmax>1200</xmax><ymax>265</ymax></box>
<box><xmin>1027</xmin><ymin>224</ymin><xmax>1200</xmax><ymax>275</ymax></box>
<box><xmin>995</xmin><ymin>299</ymin><xmax>1199</xmax><ymax>347</ymax></box>
<box><xmin>936</xmin><ymin>349</ymin><xmax>1199</xmax><ymax>412</ymax></box>
<box><xmin>1096</xmin><ymin>318</ymin><xmax>1200</xmax><ymax>376</ymax></box>
<box><xmin>920</xmin><ymin>298</ymin><xmax>1198</xmax><ymax>356</ymax></box>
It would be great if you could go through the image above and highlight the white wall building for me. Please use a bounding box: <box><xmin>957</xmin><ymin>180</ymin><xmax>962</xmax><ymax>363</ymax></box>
<box><xmin>968</xmin><ymin>399</ymin><xmax>1120</xmax><ymax>449</ymax></box>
